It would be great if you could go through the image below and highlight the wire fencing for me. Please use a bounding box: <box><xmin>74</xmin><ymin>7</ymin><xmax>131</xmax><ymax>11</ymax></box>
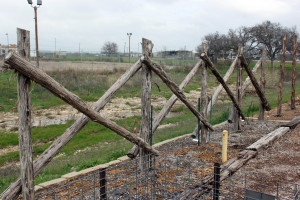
<box><xmin>36</xmin><ymin>154</ymin><xmax>299</xmax><ymax>200</ymax></box>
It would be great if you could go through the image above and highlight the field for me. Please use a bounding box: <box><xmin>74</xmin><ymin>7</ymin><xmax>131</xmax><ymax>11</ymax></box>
<box><xmin>0</xmin><ymin>58</ymin><xmax>299</xmax><ymax>194</ymax></box>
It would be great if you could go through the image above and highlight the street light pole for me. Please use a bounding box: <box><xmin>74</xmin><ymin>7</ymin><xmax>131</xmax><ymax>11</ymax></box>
<box><xmin>127</xmin><ymin>33</ymin><xmax>132</xmax><ymax>63</ymax></box>
<box><xmin>34</xmin><ymin>6</ymin><xmax>40</xmax><ymax>66</ymax></box>
<box><xmin>28</xmin><ymin>0</ymin><xmax>42</xmax><ymax>67</ymax></box>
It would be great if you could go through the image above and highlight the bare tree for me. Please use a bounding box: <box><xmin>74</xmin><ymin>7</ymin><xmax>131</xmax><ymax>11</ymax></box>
<box><xmin>228</xmin><ymin>26</ymin><xmax>259</xmax><ymax>58</ymax></box>
<box><xmin>196</xmin><ymin>32</ymin><xmax>229</xmax><ymax>62</ymax></box>
<box><xmin>251</xmin><ymin>21</ymin><xmax>298</xmax><ymax>68</ymax></box>
<box><xmin>101</xmin><ymin>42</ymin><xmax>118</xmax><ymax>56</ymax></box>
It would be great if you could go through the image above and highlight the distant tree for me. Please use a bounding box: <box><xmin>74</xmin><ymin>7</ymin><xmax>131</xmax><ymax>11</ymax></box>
<box><xmin>251</xmin><ymin>21</ymin><xmax>298</xmax><ymax>68</ymax></box>
<box><xmin>196</xmin><ymin>32</ymin><xmax>229</xmax><ymax>62</ymax></box>
<box><xmin>227</xmin><ymin>26</ymin><xmax>259</xmax><ymax>58</ymax></box>
<box><xmin>101</xmin><ymin>42</ymin><xmax>118</xmax><ymax>56</ymax></box>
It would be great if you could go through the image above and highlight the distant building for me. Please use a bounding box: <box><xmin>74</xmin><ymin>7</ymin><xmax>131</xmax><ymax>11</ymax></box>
<box><xmin>153</xmin><ymin>50</ymin><xmax>194</xmax><ymax>58</ymax></box>
<box><xmin>0</xmin><ymin>44</ymin><xmax>17</xmax><ymax>57</ymax></box>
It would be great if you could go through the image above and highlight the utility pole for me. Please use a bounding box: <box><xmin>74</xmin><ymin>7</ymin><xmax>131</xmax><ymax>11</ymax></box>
<box><xmin>127</xmin><ymin>33</ymin><xmax>132</xmax><ymax>63</ymax></box>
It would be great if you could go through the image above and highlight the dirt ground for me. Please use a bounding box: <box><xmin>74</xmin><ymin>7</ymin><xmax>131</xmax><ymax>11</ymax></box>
<box><xmin>33</xmin><ymin>97</ymin><xmax>300</xmax><ymax>199</ymax></box>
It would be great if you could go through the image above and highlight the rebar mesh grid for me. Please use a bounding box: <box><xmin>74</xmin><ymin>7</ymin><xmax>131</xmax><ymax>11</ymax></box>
<box><xmin>36</xmin><ymin>154</ymin><xmax>298</xmax><ymax>200</ymax></box>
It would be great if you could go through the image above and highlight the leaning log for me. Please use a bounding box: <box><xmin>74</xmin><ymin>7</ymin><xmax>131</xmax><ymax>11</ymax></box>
<box><xmin>239</xmin><ymin>55</ymin><xmax>271</xmax><ymax>111</ymax></box>
<box><xmin>191</xmin><ymin>56</ymin><xmax>238</xmax><ymax>137</ymax></box>
<box><xmin>0</xmin><ymin>54</ymin><xmax>143</xmax><ymax>200</ymax></box>
<box><xmin>17</xmin><ymin>28</ymin><xmax>35</xmax><ymax>200</ymax></box>
<box><xmin>5</xmin><ymin>52</ymin><xmax>158</xmax><ymax>154</ymax></box>
<box><xmin>200</xmin><ymin>53</ymin><xmax>245</xmax><ymax>120</ymax></box>
<box><xmin>127</xmin><ymin>59</ymin><xmax>203</xmax><ymax>158</ymax></box>
<box><xmin>142</xmin><ymin>57</ymin><xmax>214</xmax><ymax>131</ymax></box>
<box><xmin>228</xmin><ymin>59</ymin><xmax>262</xmax><ymax>122</ymax></box>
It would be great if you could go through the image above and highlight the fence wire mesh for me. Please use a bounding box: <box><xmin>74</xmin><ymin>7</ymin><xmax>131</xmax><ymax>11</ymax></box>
<box><xmin>36</xmin><ymin>154</ymin><xmax>299</xmax><ymax>200</ymax></box>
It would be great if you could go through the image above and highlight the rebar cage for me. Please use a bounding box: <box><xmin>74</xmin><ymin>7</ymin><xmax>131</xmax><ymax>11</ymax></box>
<box><xmin>36</xmin><ymin>154</ymin><xmax>299</xmax><ymax>200</ymax></box>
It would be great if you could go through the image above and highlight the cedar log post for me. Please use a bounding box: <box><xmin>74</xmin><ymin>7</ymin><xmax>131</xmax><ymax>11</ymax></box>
<box><xmin>277</xmin><ymin>34</ymin><xmax>287</xmax><ymax>116</ymax></box>
<box><xmin>17</xmin><ymin>28</ymin><xmax>35</xmax><ymax>200</ymax></box>
<box><xmin>1</xmin><ymin>58</ymin><xmax>143</xmax><ymax>200</ymax></box>
<box><xmin>239</xmin><ymin>55</ymin><xmax>271</xmax><ymax>111</ymax></box>
<box><xmin>200</xmin><ymin>53</ymin><xmax>246</xmax><ymax>120</ymax></box>
<box><xmin>228</xmin><ymin>59</ymin><xmax>262</xmax><ymax>123</ymax></box>
<box><xmin>142</xmin><ymin>58</ymin><xmax>214</xmax><ymax>131</ymax></box>
<box><xmin>191</xmin><ymin>56</ymin><xmax>238</xmax><ymax>137</ymax></box>
<box><xmin>140</xmin><ymin>38</ymin><xmax>153</xmax><ymax>168</ymax></box>
<box><xmin>259</xmin><ymin>47</ymin><xmax>267</xmax><ymax>120</ymax></box>
<box><xmin>201</xmin><ymin>43</ymin><xmax>208</xmax><ymax>143</ymax></box>
<box><xmin>291</xmin><ymin>35</ymin><xmax>297</xmax><ymax>110</ymax></box>
<box><xmin>234</xmin><ymin>47</ymin><xmax>243</xmax><ymax>131</ymax></box>
<box><xmin>4</xmin><ymin>52</ymin><xmax>158</xmax><ymax>156</ymax></box>
<box><xmin>127</xmin><ymin>60</ymin><xmax>203</xmax><ymax>158</ymax></box>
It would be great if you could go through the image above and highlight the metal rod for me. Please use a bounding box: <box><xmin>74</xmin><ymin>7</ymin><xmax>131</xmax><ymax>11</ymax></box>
<box><xmin>197</xmin><ymin>97</ymin><xmax>201</xmax><ymax>146</ymax></box>
<box><xmin>209</xmin><ymin>95</ymin><xmax>212</xmax><ymax>143</ymax></box>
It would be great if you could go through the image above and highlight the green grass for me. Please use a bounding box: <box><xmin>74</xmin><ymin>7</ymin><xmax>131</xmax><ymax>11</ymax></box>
<box><xmin>0</xmin><ymin>60</ymin><xmax>300</xmax><ymax>193</ymax></box>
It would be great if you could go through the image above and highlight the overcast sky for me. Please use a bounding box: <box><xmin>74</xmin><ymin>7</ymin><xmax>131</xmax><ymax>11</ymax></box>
<box><xmin>1</xmin><ymin>0</ymin><xmax>299</xmax><ymax>53</ymax></box>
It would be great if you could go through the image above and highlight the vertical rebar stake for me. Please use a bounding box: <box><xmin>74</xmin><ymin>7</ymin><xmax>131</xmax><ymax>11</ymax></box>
<box><xmin>150</xmin><ymin>105</ymin><xmax>153</xmax><ymax>169</ymax></box>
<box><xmin>213</xmin><ymin>163</ymin><xmax>220</xmax><ymax>200</ymax></box>
<box><xmin>209</xmin><ymin>95</ymin><xmax>212</xmax><ymax>143</ymax></box>
<box><xmin>198</xmin><ymin>98</ymin><xmax>201</xmax><ymax>146</ymax></box>
<box><xmin>99</xmin><ymin>169</ymin><xmax>107</xmax><ymax>200</ymax></box>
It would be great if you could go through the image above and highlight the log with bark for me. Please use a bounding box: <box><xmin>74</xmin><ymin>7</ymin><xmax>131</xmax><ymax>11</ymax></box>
<box><xmin>228</xmin><ymin>59</ymin><xmax>262</xmax><ymax>122</ymax></box>
<box><xmin>17</xmin><ymin>28</ymin><xmax>35</xmax><ymax>200</ymax></box>
<box><xmin>239</xmin><ymin>55</ymin><xmax>271</xmax><ymax>111</ymax></box>
<box><xmin>200</xmin><ymin>53</ymin><xmax>245</xmax><ymax>120</ymax></box>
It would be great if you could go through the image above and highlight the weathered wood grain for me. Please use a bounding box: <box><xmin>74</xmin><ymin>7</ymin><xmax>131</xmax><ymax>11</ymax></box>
<box><xmin>17</xmin><ymin>28</ymin><xmax>35</xmax><ymax>200</ymax></box>
<box><xmin>140</xmin><ymin>38</ymin><xmax>153</xmax><ymax>167</ymax></box>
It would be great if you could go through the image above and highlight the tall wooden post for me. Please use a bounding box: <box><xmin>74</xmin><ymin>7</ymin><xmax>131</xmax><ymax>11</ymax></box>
<box><xmin>234</xmin><ymin>47</ymin><xmax>243</xmax><ymax>131</ymax></box>
<box><xmin>17</xmin><ymin>28</ymin><xmax>35</xmax><ymax>199</ymax></box>
<box><xmin>259</xmin><ymin>47</ymin><xmax>267</xmax><ymax>120</ymax></box>
<box><xmin>291</xmin><ymin>35</ymin><xmax>297</xmax><ymax>110</ymax></box>
<box><xmin>201</xmin><ymin>43</ymin><xmax>208</xmax><ymax>144</ymax></box>
<box><xmin>277</xmin><ymin>34</ymin><xmax>287</xmax><ymax>116</ymax></box>
<box><xmin>140</xmin><ymin>38</ymin><xmax>153</xmax><ymax>169</ymax></box>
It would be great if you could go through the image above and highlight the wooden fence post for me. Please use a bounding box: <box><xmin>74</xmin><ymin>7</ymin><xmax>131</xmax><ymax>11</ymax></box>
<box><xmin>259</xmin><ymin>47</ymin><xmax>267</xmax><ymax>120</ymax></box>
<box><xmin>234</xmin><ymin>47</ymin><xmax>243</xmax><ymax>131</ymax></box>
<box><xmin>201</xmin><ymin>43</ymin><xmax>208</xmax><ymax>143</ymax></box>
<box><xmin>17</xmin><ymin>28</ymin><xmax>35</xmax><ymax>200</ymax></box>
<box><xmin>291</xmin><ymin>35</ymin><xmax>297</xmax><ymax>110</ymax></box>
<box><xmin>277</xmin><ymin>34</ymin><xmax>287</xmax><ymax>116</ymax></box>
<box><xmin>140</xmin><ymin>38</ymin><xmax>153</xmax><ymax>169</ymax></box>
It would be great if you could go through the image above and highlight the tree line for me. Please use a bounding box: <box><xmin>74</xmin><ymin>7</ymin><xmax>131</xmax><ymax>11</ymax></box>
<box><xmin>196</xmin><ymin>21</ymin><xmax>299</xmax><ymax>67</ymax></box>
